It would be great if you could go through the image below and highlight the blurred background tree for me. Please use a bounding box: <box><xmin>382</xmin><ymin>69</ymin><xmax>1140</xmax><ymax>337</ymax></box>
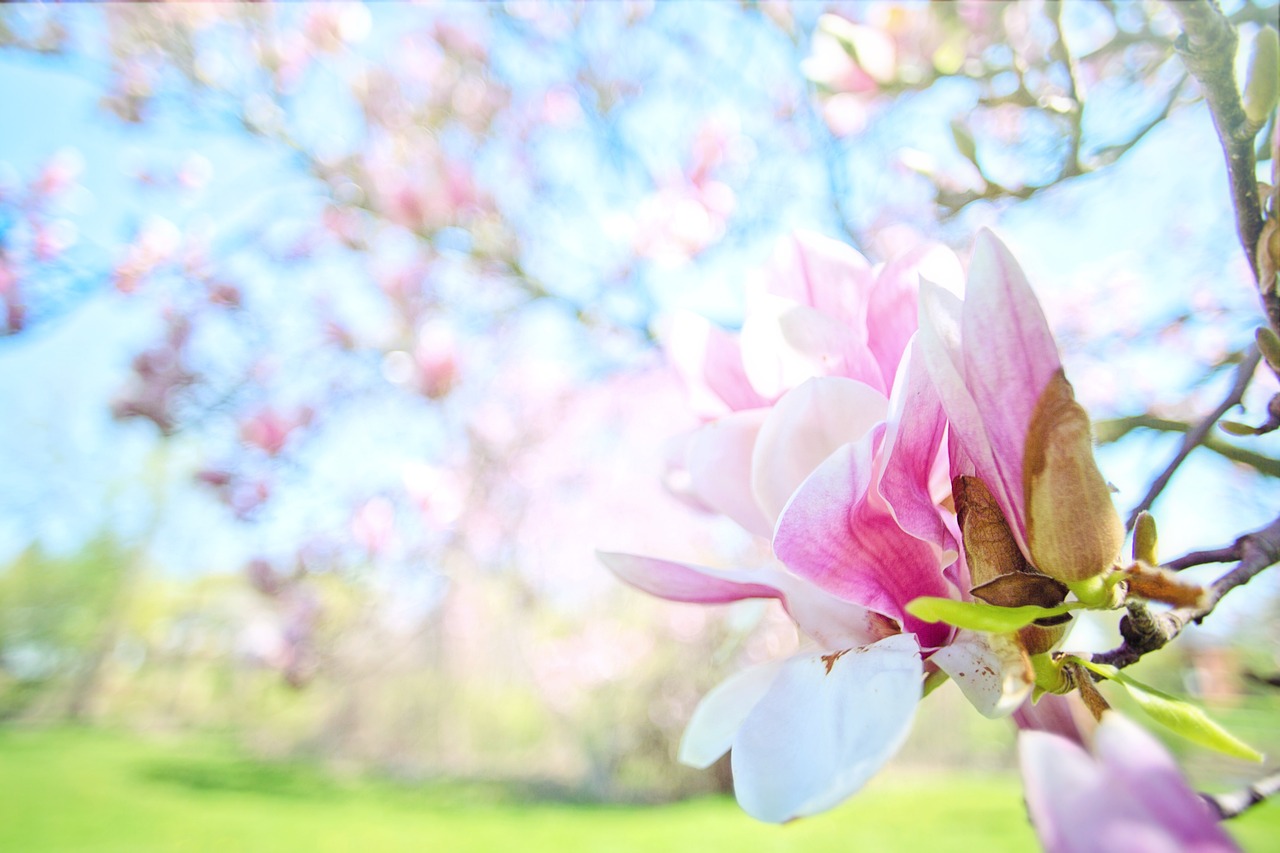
<box><xmin>1</xmin><ymin>0</ymin><xmax>1277</xmax><ymax>804</ymax></box>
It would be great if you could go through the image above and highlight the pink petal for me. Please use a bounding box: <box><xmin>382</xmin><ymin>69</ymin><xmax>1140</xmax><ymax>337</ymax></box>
<box><xmin>665</xmin><ymin>310</ymin><xmax>769</xmax><ymax>416</ymax></box>
<box><xmin>768</xmin><ymin>570</ymin><xmax>898</xmax><ymax>650</ymax></box>
<box><xmin>731</xmin><ymin>634</ymin><xmax>922</xmax><ymax>823</ymax></box>
<box><xmin>1019</xmin><ymin>717</ymin><xmax>1239</xmax><ymax>853</ymax></box>
<box><xmin>760</xmin><ymin>230</ymin><xmax>874</xmax><ymax>328</ymax></box>
<box><xmin>772</xmin><ymin>433</ymin><xmax>955</xmax><ymax>649</ymax></box>
<box><xmin>1020</xmin><ymin>729</ymin><xmax>1122</xmax><ymax>853</ymax></box>
<box><xmin>598</xmin><ymin>552</ymin><xmax>783</xmax><ymax>604</ymax></box>
<box><xmin>929</xmin><ymin>630</ymin><xmax>1032</xmax><ymax>718</ymax></box>
<box><xmin>750</xmin><ymin>377</ymin><xmax>888</xmax><ymax>527</ymax></box>
<box><xmin>685</xmin><ymin>410</ymin><xmax>773</xmax><ymax>539</ymax></box>
<box><xmin>1012</xmin><ymin>692</ymin><xmax>1092</xmax><ymax>746</ymax></box>
<box><xmin>740</xmin><ymin>302</ymin><xmax>885</xmax><ymax>397</ymax></box>
<box><xmin>1094</xmin><ymin>715</ymin><xmax>1240</xmax><ymax>850</ymax></box>
<box><xmin>917</xmin><ymin>280</ymin><xmax>1028</xmax><ymax>554</ymax></box>
<box><xmin>660</xmin><ymin>432</ymin><xmax>717</xmax><ymax>514</ymax></box>
<box><xmin>866</xmin><ymin>243</ymin><xmax>963</xmax><ymax>389</ymax></box>
<box><xmin>959</xmin><ymin>230</ymin><xmax>1062</xmax><ymax>534</ymax></box>
<box><xmin>876</xmin><ymin>337</ymin><xmax>953</xmax><ymax>552</ymax></box>
<box><xmin>598</xmin><ymin>552</ymin><xmax>883</xmax><ymax>649</ymax></box>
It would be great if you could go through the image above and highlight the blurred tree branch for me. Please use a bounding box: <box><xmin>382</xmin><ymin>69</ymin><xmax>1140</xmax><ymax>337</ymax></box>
<box><xmin>1165</xmin><ymin>0</ymin><xmax>1274</xmax><ymax>330</ymax></box>
<box><xmin>1118</xmin><ymin>346</ymin><xmax>1263</xmax><ymax>529</ymax></box>
<box><xmin>1095</xmin><ymin>409</ymin><xmax>1280</xmax><ymax>478</ymax></box>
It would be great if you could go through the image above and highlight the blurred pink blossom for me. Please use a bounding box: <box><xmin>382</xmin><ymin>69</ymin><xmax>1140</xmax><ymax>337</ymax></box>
<box><xmin>1020</xmin><ymin>713</ymin><xmax>1238</xmax><ymax>852</ymax></box>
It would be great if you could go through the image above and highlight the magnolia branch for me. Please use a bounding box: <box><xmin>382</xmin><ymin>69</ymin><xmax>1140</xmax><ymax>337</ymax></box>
<box><xmin>1123</xmin><ymin>346</ymin><xmax>1262</xmax><ymax>529</ymax></box>
<box><xmin>1092</xmin><ymin>514</ymin><xmax>1280</xmax><ymax>669</ymax></box>
<box><xmin>1164</xmin><ymin>0</ymin><xmax>1273</xmax><ymax>329</ymax></box>
<box><xmin>1202</xmin><ymin>771</ymin><xmax>1280</xmax><ymax>820</ymax></box>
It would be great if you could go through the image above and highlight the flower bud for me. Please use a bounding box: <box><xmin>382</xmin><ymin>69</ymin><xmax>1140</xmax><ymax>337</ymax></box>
<box><xmin>1258</xmin><ymin>326</ymin><xmax>1280</xmax><ymax>374</ymax></box>
<box><xmin>1243</xmin><ymin>26</ymin><xmax>1279</xmax><ymax>126</ymax></box>
<box><xmin>1023</xmin><ymin>371</ymin><xmax>1125</xmax><ymax>583</ymax></box>
<box><xmin>1131</xmin><ymin>511</ymin><xmax>1158</xmax><ymax>566</ymax></box>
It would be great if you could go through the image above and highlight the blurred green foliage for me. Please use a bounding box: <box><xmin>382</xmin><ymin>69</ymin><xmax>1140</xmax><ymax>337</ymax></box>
<box><xmin>0</xmin><ymin>536</ymin><xmax>134</xmax><ymax>720</ymax></box>
<box><xmin>3</xmin><ymin>726</ymin><xmax>1277</xmax><ymax>851</ymax></box>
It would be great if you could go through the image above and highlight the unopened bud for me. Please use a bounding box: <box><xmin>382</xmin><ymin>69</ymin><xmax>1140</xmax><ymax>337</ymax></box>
<box><xmin>1259</xmin><ymin>217</ymin><xmax>1280</xmax><ymax>295</ymax></box>
<box><xmin>1219</xmin><ymin>420</ymin><xmax>1260</xmax><ymax>436</ymax></box>
<box><xmin>1132</xmin><ymin>511</ymin><xmax>1158</xmax><ymax>566</ymax></box>
<box><xmin>1258</xmin><ymin>326</ymin><xmax>1280</xmax><ymax>373</ymax></box>
<box><xmin>1243</xmin><ymin>26</ymin><xmax>1279</xmax><ymax>125</ymax></box>
<box><xmin>950</xmin><ymin>120</ymin><xmax>978</xmax><ymax>164</ymax></box>
<box><xmin>1023</xmin><ymin>371</ymin><xmax>1125</xmax><ymax>583</ymax></box>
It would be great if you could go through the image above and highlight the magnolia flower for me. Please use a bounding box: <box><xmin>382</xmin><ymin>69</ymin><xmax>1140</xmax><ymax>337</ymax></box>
<box><xmin>918</xmin><ymin>229</ymin><xmax>1123</xmax><ymax>615</ymax></box>
<box><xmin>1020</xmin><ymin>712</ymin><xmax>1239</xmax><ymax>852</ymax></box>
<box><xmin>601</xmin><ymin>232</ymin><xmax>1033</xmax><ymax>823</ymax></box>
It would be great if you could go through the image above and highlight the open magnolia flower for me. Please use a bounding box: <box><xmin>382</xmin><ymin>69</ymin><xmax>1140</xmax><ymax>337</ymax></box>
<box><xmin>601</xmin><ymin>232</ymin><xmax>1036</xmax><ymax>823</ymax></box>
<box><xmin>917</xmin><ymin>228</ymin><xmax>1125</xmax><ymax>622</ymax></box>
<box><xmin>1020</xmin><ymin>712</ymin><xmax>1239</xmax><ymax>852</ymax></box>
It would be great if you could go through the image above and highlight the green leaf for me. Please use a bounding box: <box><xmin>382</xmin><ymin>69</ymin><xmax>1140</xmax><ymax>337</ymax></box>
<box><xmin>1077</xmin><ymin>660</ymin><xmax>1263</xmax><ymax>762</ymax></box>
<box><xmin>905</xmin><ymin>597</ymin><xmax>1078</xmax><ymax>633</ymax></box>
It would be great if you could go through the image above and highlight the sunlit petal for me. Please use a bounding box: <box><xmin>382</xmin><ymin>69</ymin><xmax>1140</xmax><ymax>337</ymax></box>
<box><xmin>685</xmin><ymin>409</ymin><xmax>773</xmax><ymax>539</ymax></box>
<box><xmin>665</xmin><ymin>309</ymin><xmax>769</xmax><ymax>416</ymax></box>
<box><xmin>750</xmin><ymin>377</ymin><xmax>887</xmax><ymax>526</ymax></box>
<box><xmin>678</xmin><ymin>659</ymin><xmax>784</xmax><ymax>769</ymax></box>
<box><xmin>597</xmin><ymin>552</ymin><xmax>783</xmax><ymax>604</ymax></box>
<box><xmin>959</xmin><ymin>229</ymin><xmax>1061</xmax><ymax>531</ymax></box>
<box><xmin>877</xmin><ymin>337</ymin><xmax>953</xmax><ymax>553</ymax></box>
<box><xmin>929</xmin><ymin>630</ymin><xmax>1032</xmax><ymax>718</ymax></box>
<box><xmin>773</xmin><ymin>434</ymin><xmax>955</xmax><ymax>648</ymax></box>
<box><xmin>732</xmin><ymin>634</ymin><xmax>922</xmax><ymax>823</ymax></box>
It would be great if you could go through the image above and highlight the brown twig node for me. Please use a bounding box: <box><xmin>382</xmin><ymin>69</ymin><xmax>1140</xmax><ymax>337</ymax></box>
<box><xmin>1093</xmin><ymin>515</ymin><xmax>1280</xmax><ymax>669</ymax></box>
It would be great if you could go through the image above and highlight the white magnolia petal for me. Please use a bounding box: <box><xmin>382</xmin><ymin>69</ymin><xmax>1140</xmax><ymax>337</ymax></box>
<box><xmin>678</xmin><ymin>660</ymin><xmax>785</xmax><ymax>769</ymax></box>
<box><xmin>930</xmin><ymin>630</ymin><xmax>1033</xmax><ymax>719</ymax></box>
<box><xmin>769</xmin><ymin>571</ymin><xmax>891</xmax><ymax>650</ymax></box>
<box><xmin>685</xmin><ymin>410</ymin><xmax>773</xmax><ymax>539</ymax></box>
<box><xmin>750</xmin><ymin>377</ymin><xmax>888</xmax><ymax>526</ymax></box>
<box><xmin>731</xmin><ymin>634</ymin><xmax>922</xmax><ymax>823</ymax></box>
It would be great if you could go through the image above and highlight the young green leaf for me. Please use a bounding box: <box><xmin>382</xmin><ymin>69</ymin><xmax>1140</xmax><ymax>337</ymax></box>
<box><xmin>905</xmin><ymin>597</ymin><xmax>1078</xmax><ymax>633</ymax></box>
<box><xmin>1076</xmin><ymin>659</ymin><xmax>1263</xmax><ymax>762</ymax></box>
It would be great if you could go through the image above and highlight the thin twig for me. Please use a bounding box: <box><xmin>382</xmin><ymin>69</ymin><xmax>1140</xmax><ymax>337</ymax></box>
<box><xmin>1092</xmin><ymin>514</ymin><xmax>1280</xmax><ymax>669</ymax></box>
<box><xmin>1201</xmin><ymin>771</ymin><xmax>1280</xmax><ymax>820</ymax></box>
<box><xmin>1124</xmin><ymin>347</ymin><xmax>1262</xmax><ymax>529</ymax></box>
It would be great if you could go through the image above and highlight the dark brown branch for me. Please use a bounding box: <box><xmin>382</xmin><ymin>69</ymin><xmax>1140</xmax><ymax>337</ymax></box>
<box><xmin>1244</xmin><ymin>670</ymin><xmax>1280</xmax><ymax>689</ymax></box>
<box><xmin>1164</xmin><ymin>0</ymin><xmax>1274</xmax><ymax>330</ymax></box>
<box><xmin>1164</xmin><ymin>542</ymin><xmax>1242</xmax><ymax>571</ymax></box>
<box><xmin>1092</xmin><ymin>515</ymin><xmax>1280</xmax><ymax>669</ymax></box>
<box><xmin>1124</xmin><ymin>346</ymin><xmax>1262</xmax><ymax>529</ymax></box>
<box><xmin>1202</xmin><ymin>771</ymin><xmax>1280</xmax><ymax>820</ymax></box>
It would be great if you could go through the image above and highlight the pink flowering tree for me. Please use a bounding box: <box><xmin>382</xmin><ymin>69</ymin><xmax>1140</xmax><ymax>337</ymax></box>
<box><xmin>1</xmin><ymin>0</ymin><xmax>1279</xmax><ymax>844</ymax></box>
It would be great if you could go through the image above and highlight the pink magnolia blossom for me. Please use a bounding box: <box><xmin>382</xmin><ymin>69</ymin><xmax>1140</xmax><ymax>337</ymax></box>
<box><xmin>1020</xmin><ymin>712</ymin><xmax>1239</xmax><ymax>853</ymax></box>
<box><xmin>602</xmin><ymin>232</ymin><xmax>1034</xmax><ymax>823</ymax></box>
<box><xmin>238</xmin><ymin>405</ymin><xmax>313</xmax><ymax>456</ymax></box>
<box><xmin>917</xmin><ymin>229</ymin><xmax>1123</xmax><ymax>594</ymax></box>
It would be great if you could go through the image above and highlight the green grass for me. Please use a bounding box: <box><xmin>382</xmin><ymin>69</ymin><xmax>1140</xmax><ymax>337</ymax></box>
<box><xmin>1</xmin><ymin>727</ymin><xmax>1276</xmax><ymax>852</ymax></box>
